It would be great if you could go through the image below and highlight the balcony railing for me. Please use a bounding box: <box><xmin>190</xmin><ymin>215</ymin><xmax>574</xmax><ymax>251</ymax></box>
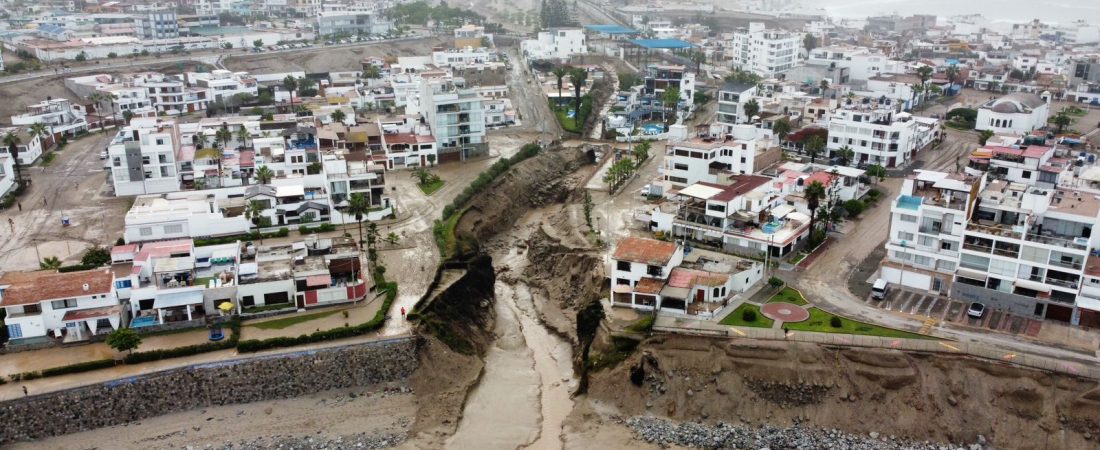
<box><xmin>1045</xmin><ymin>278</ymin><xmax>1079</xmax><ymax>290</ymax></box>
<box><xmin>962</xmin><ymin>242</ymin><xmax>993</xmax><ymax>253</ymax></box>
<box><xmin>965</xmin><ymin>222</ymin><xmax>1022</xmax><ymax>239</ymax></box>
<box><xmin>1047</xmin><ymin>258</ymin><xmax>1084</xmax><ymax>270</ymax></box>
<box><xmin>1023</xmin><ymin>232</ymin><xmax>1087</xmax><ymax>251</ymax></box>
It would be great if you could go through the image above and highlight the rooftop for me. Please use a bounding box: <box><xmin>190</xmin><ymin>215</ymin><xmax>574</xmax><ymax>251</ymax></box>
<box><xmin>629</xmin><ymin>39</ymin><xmax>695</xmax><ymax>49</ymax></box>
<box><xmin>0</xmin><ymin>269</ymin><xmax>113</xmax><ymax>307</ymax></box>
<box><xmin>613</xmin><ymin>237</ymin><xmax>679</xmax><ymax>266</ymax></box>
<box><xmin>584</xmin><ymin>24</ymin><xmax>638</xmax><ymax>34</ymax></box>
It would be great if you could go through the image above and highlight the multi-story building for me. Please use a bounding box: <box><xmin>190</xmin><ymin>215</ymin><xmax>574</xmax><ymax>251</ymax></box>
<box><xmin>642</xmin><ymin>64</ymin><xmax>696</xmax><ymax>111</ymax></box>
<box><xmin>0</xmin><ymin>127</ymin><xmax>44</xmax><ymax>166</ymax></box>
<box><xmin>661</xmin><ymin>137</ymin><xmax>763</xmax><ymax>188</ymax></box>
<box><xmin>123</xmin><ymin>193</ymin><xmax>251</xmax><ymax>243</ymax></box>
<box><xmin>417</xmin><ymin>78</ymin><xmax>487</xmax><ymax>162</ymax></box>
<box><xmin>10</xmin><ymin>98</ymin><xmax>89</xmax><ymax>137</ymax></box>
<box><xmin>521</xmin><ymin>28</ymin><xmax>587</xmax><ymax>63</ymax></box>
<box><xmin>826</xmin><ymin>97</ymin><xmax>940</xmax><ymax>168</ymax></box>
<box><xmin>610</xmin><ymin>237</ymin><xmax>684</xmax><ymax>310</ymax></box>
<box><xmin>975</xmin><ymin>93</ymin><xmax>1051</xmax><ymax>136</ymax></box>
<box><xmin>106</xmin><ymin>119</ymin><xmax>182</xmax><ymax>196</ymax></box>
<box><xmin>454</xmin><ymin>23</ymin><xmax>490</xmax><ymax>49</ymax></box>
<box><xmin>864</xmin><ymin>14</ymin><xmax>936</xmax><ymax>34</ymax></box>
<box><xmin>728</xmin><ymin>22</ymin><xmax>800</xmax><ymax>78</ymax></box>
<box><xmin>716</xmin><ymin>80</ymin><xmax>758</xmax><ymax>129</ymax></box>
<box><xmin>317</xmin><ymin>10</ymin><xmax>392</xmax><ymax>37</ymax></box>
<box><xmin>0</xmin><ymin>269</ymin><xmax>120</xmax><ymax>343</ymax></box>
<box><xmin>807</xmin><ymin>46</ymin><xmax>903</xmax><ymax>82</ymax></box>
<box><xmin>186</xmin><ymin>70</ymin><xmax>259</xmax><ymax>103</ymax></box>
<box><xmin>135</xmin><ymin>9</ymin><xmax>180</xmax><ymax>39</ymax></box>
<box><xmin>882</xmin><ymin>170</ymin><xmax>985</xmax><ymax>294</ymax></box>
<box><xmin>0</xmin><ymin>154</ymin><xmax>15</xmax><ymax>197</ymax></box>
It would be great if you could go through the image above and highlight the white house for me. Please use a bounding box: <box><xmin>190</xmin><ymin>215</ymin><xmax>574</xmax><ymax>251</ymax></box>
<box><xmin>826</xmin><ymin>97</ymin><xmax>940</xmax><ymax>168</ymax></box>
<box><xmin>975</xmin><ymin>92</ymin><xmax>1051</xmax><ymax>135</ymax></box>
<box><xmin>610</xmin><ymin>237</ymin><xmax>685</xmax><ymax>310</ymax></box>
<box><xmin>0</xmin><ymin>127</ymin><xmax>44</xmax><ymax>166</ymax></box>
<box><xmin>662</xmin><ymin>137</ymin><xmax>764</xmax><ymax>188</ymax></box>
<box><xmin>0</xmin><ymin>269</ymin><xmax>121</xmax><ymax>343</ymax></box>
<box><xmin>521</xmin><ymin>28</ymin><xmax>587</xmax><ymax>62</ymax></box>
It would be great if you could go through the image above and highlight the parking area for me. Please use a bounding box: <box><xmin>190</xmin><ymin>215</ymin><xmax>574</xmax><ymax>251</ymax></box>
<box><xmin>862</xmin><ymin>288</ymin><xmax>1043</xmax><ymax>338</ymax></box>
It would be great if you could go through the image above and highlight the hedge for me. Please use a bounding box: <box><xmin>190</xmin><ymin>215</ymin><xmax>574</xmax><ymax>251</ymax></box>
<box><xmin>237</xmin><ymin>281</ymin><xmax>397</xmax><ymax>353</ymax></box>
<box><xmin>58</xmin><ymin>263</ymin><xmax>99</xmax><ymax>273</ymax></box>
<box><xmin>122</xmin><ymin>319</ymin><xmax>240</xmax><ymax>364</ymax></box>
<box><xmin>298</xmin><ymin>223</ymin><xmax>337</xmax><ymax>235</ymax></box>
<box><xmin>194</xmin><ymin>228</ymin><xmax>291</xmax><ymax>246</ymax></box>
<box><xmin>41</xmin><ymin>359</ymin><xmax>117</xmax><ymax>377</ymax></box>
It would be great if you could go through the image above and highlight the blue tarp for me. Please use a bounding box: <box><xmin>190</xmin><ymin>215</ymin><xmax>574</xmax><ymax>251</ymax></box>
<box><xmin>629</xmin><ymin>39</ymin><xmax>695</xmax><ymax>49</ymax></box>
<box><xmin>585</xmin><ymin>24</ymin><xmax>637</xmax><ymax>35</ymax></box>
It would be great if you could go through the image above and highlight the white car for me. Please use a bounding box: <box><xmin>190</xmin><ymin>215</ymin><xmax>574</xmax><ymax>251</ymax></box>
<box><xmin>967</xmin><ymin>302</ymin><xmax>986</xmax><ymax>319</ymax></box>
<box><xmin>98</xmin><ymin>150</ymin><xmax>108</xmax><ymax>159</ymax></box>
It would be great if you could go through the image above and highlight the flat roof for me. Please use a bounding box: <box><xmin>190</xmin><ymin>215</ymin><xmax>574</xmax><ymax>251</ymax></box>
<box><xmin>628</xmin><ymin>39</ymin><xmax>695</xmax><ymax>49</ymax></box>
<box><xmin>585</xmin><ymin>24</ymin><xmax>637</xmax><ymax>34</ymax></box>
<box><xmin>613</xmin><ymin>237</ymin><xmax>678</xmax><ymax>266</ymax></box>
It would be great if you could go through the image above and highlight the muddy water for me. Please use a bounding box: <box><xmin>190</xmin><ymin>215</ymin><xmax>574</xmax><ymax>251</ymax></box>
<box><xmin>446</xmin><ymin>248</ymin><xmax>576</xmax><ymax>450</ymax></box>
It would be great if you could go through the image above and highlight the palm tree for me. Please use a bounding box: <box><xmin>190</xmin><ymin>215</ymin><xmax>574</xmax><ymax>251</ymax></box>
<box><xmin>235</xmin><ymin>125</ymin><xmax>250</xmax><ymax>149</ymax></box>
<box><xmin>632</xmin><ymin>140</ymin><xmax>651</xmax><ymax>162</ymax></box>
<box><xmin>40</xmin><ymin>256</ymin><xmax>62</xmax><ymax>270</ymax></box>
<box><xmin>819</xmin><ymin>79</ymin><xmax>830</xmax><ymax>95</ymax></box>
<box><xmin>836</xmin><ymin>145</ymin><xmax>855</xmax><ymax>165</ymax></box>
<box><xmin>363</xmin><ymin>65</ymin><xmax>381</xmax><ymax>79</ymax></box>
<box><xmin>866</xmin><ymin>164</ymin><xmax>887</xmax><ymax>184</ymax></box>
<box><xmin>122</xmin><ymin>109</ymin><xmax>134</xmax><ymax>124</ymax></box>
<box><xmin>3</xmin><ymin>131</ymin><xmax>22</xmax><ymax>182</ymax></box>
<box><xmin>743</xmin><ymin>98</ymin><xmax>760</xmax><ymax>123</ymax></box>
<box><xmin>910</xmin><ymin>83</ymin><xmax>924</xmax><ymax>110</ymax></box>
<box><xmin>569</xmin><ymin>67</ymin><xmax>588</xmax><ymax>118</ymax></box>
<box><xmin>662</xmin><ymin>87</ymin><xmax>681</xmax><ymax>122</ymax></box>
<box><xmin>347</xmin><ymin>193</ymin><xmax>370</xmax><ymax>246</ymax></box>
<box><xmin>282</xmin><ymin>75</ymin><xmax>298</xmax><ymax>106</ymax></box>
<box><xmin>916</xmin><ymin>66</ymin><xmax>933</xmax><ymax>104</ymax></box>
<box><xmin>805</xmin><ymin>135</ymin><xmax>826</xmax><ymax>165</ymax></box>
<box><xmin>194</xmin><ymin>131</ymin><xmax>208</xmax><ymax>150</ymax></box>
<box><xmin>944</xmin><ymin>65</ymin><xmax>960</xmax><ymax>95</ymax></box>
<box><xmin>805</xmin><ymin>180</ymin><xmax>826</xmax><ymax>237</ymax></box>
<box><xmin>772</xmin><ymin>117</ymin><xmax>791</xmax><ymax>147</ymax></box>
<box><xmin>214</xmin><ymin>125</ymin><xmax>232</xmax><ymax>187</ymax></box>
<box><xmin>255</xmin><ymin>165</ymin><xmax>274</xmax><ymax>184</ymax></box>
<box><xmin>551</xmin><ymin>66</ymin><xmax>569</xmax><ymax>107</ymax></box>
<box><xmin>330</xmin><ymin>109</ymin><xmax>347</xmax><ymax>124</ymax></box>
<box><xmin>245</xmin><ymin>200</ymin><xmax>265</xmax><ymax>243</ymax></box>
<box><xmin>1053</xmin><ymin>111</ymin><xmax>1072</xmax><ymax>134</ymax></box>
<box><xmin>87</xmin><ymin>92</ymin><xmax>105</xmax><ymax>132</ymax></box>
<box><xmin>28</xmin><ymin>122</ymin><xmax>50</xmax><ymax>150</ymax></box>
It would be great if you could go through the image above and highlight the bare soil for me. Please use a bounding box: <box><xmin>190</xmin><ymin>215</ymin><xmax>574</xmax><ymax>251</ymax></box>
<box><xmin>222</xmin><ymin>37</ymin><xmax>448</xmax><ymax>74</ymax></box>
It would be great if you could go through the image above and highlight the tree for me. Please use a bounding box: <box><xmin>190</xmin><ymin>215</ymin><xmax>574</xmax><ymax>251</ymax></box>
<box><xmin>106</xmin><ymin>328</ymin><xmax>142</xmax><ymax>354</ymax></box>
<box><xmin>39</xmin><ymin>256</ymin><xmax>62</xmax><ymax>270</ymax></box>
<box><xmin>836</xmin><ymin>145</ymin><xmax>855</xmax><ymax>165</ymax></box>
<box><xmin>122</xmin><ymin>109</ymin><xmax>134</xmax><ymax>124</ymax></box>
<box><xmin>366</xmin><ymin>222</ymin><xmax>379</xmax><ymax>263</ymax></box>
<box><xmin>386</xmin><ymin>232</ymin><xmax>400</xmax><ymax>245</ymax></box>
<box><xmin>347</xmin><ymin>192</ymin><xmax>370</xmax><ymax>246</ymax></box>
<box><xmin>1052</xmin><ymin>111</ymin><xmax>1072</xmax><ymax>134</ymax></box>
<box><xmin>978</xmin><ymin>129</ymin><xmax>994</xmax><ymax>146</ymax></box>
<box><xmin>28</xmin><ymin>122</ymin><xmax>50</xmax><ymax>150</ymax></box>
<box><xmin>75</xmin><ymin>52</ymin><xmax>87</xmax><ymax>62</ymax></box>
<box><xmin>282</xmin><ymin>75</ymin><xmax>298</xmax><ymax>105</ymax></box>
<box><xmin>551</xmin><ymin>66</ymin><xmax>569</xmax><ymax>107</ymax></box>
<box><xmin>81</xmin><ymin>246</ymin><xmax>111</xmax><ymax>266</ymax></box>
<box><xmin>743</xmin><ymin>98</ymin><xmax>760</xmax><ymax>123</ymax></box>
<box><xmin>632</xmin><ymin>140</ymin><xmax>651</xmax><ymax>162</ymax></box>
<box><xmin>255</xmin><ymin>165</ymin><xmax>274</xmax><ymax>184</ymax></box>
<box><xmin>772</xmin><ymin>117</ymin><xmax>791</xmax><ymax>147</ymax></box>
<box><xmin>944</xmin><ymin>65</ymin><xmax>960</xmax><ymax>94</ymax></box>
<box><xmin>363</xmin><ymin>65</ymin><xmax>381</xmax><ymax>79</ymax></box>
<box><xmin>86</xmin><ymin>92</ymin><xmax>107</xmax><ymax>132</ymax></box>
<box><xmin>214</xmin><ymin>125</ymin><xmax>232</xmax><ymax>187</ymax></box>
<box><xmin>866</xmin><ymin>164</ymin><xmax>887</xmax><ymax>184</ymax></box>
<box><xmin>235</xmin><ymin>124</ymin><xmax>250</xmax><ymax>149</ymax></box>
<box><xmin>819</xmin><ymin>79</ymin><xmax>830</xmax><ymax>95</ymax></box>
<box><xmin>3</xmin><ymin>131</ymin><xmax>22</xmax><ymax>182</ymax></box>
<box><xmin>916</xmin><ymin>66</ymin><xmax>934</xmax><ymax>104</ymax></box>
<box><xmin>253</xmin><ymin>39</ymin><xmax>264</xmax><ymax>50</ymax></box>
<box><xmin>910</xmin><ymin>83</ymin><xmax>924</xmax><ymax>110</ymax></box>
<box><xmin>569</xmin><ymin>67</ymin><xmax>588</xmax><ymax>117</ymax></box>
<box><xmin>805</xmin><ymin>180</ymin><xmax>826</xmax><ymax>238</ymax></box>
<box><xmin>582</xmin><ymin>190</ymin><xmax>593</xmax><ymax>230</ymax></box>
<box><xmin>330</xmin><ymin>109</ymin><xmax>347</xmax><ymax>124</ymax></box>
<box><xmin>245</xmin><ymin>200</ymin><xmax>265</xmax><ymax>243</ymax></box>
<box><xmin>803</xmin><ymin>33</ymin><xmax>818</xmax><ymax>53</ymax></box>
<box><xmin>804</xmin><ymin>135</ymin><xmax>826</xmax><ymax>164</ymax></box>
<box><xmin>662</xmin><ymin>87</ymin><xmax>681</xmax><ymax>122</ymax></box>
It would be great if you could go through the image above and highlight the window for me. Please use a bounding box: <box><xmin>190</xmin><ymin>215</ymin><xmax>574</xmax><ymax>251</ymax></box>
<box><xmin>898</xmin><ymin>231</ymin><xmax>915</xmax><ymax>241</ymax></box>
<box><xmin>24</xmin><ymin>304</ymin><xmax>40</xmax><ymax>314</ymax></box>
<box><xmin>163</xmin><ymin>224</ymin><xmax>183</xmax><ymax>234</ymax></box>
<box><xmin>647</xmin><ymin>265</ymin><xmax>663</xmax><ymax>277</ymax></box>
<box><xmin>913</xmin><ymin>255</ymin><xmax>932</xmax><ymax>267</ymax></box>
<box><xmin>673</xmin><ymin>163</ymin><xmax>689</xmax><ymax>171</ymax></box>
<box><xmin>616</xmin><ymin>261</ymin><xmax>631</xmax><ymax>271</ymax></box>
<box><xmin>115</xmin><ymin>279</ymin><xmax>132</xmax><ymax>289</ymax></box>
<box><xmin>899</xmin><ymin>214</ymin><xmax>917</xmax><ymax>223</ymax></box>
<box><xmin>6</xmin><ymin>324</ymin><xmax>21</xmax><ymax>339</ymax></box>
<box><xmin>1021</xmin><ymin>170</ymin><xmax>1031</xmax><ymax>179</ymax></box>
<box><xmin>616</xmin><ymin>278</ymin><xmax>631</xmax><ymax>285</ymax></box>
<box><xmin>139</xmin><ymin>227</ymin><xmax>153</xmax><ymax>236</ymax></box>
<box><xmin>713</xmin><ymin>287</ymin><xmax>720</xmax><ymax>297</ymax></box>
<box><xmin>918</xmin><ymin>235</ymin><xmax>935</xmax><ymax>247</ymax></box>
<box><xmin>51</xmin><ymin>299</ymin><xmax>78</xmax><ymax>309</ymax></box>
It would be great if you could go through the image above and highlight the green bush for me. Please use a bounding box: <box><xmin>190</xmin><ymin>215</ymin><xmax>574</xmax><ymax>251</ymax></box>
<box><xmin>40</xmin><ymin>359</ymin><xmax>116</xmax><ymax>377</ymax></box>
<box><xmin>829</xmin><ymin>316</ymin><xmax>843</xmax><ymax>328</ymax></box>
<box><xmin>58</xmin><ymin>264</ymin><xmax>98</xmax><ymax>273</ymax></box>
<box><xmin>237</xmin><ymin>283</ymin><xmax>397</xmax><ymax>353</ymax></box>
<box><xmin>768</xmin><ymin>276</ymin><xmax>785</xmax><ymax>288</ymax></box>
<box><xmin>742</xmin><ymin>308</ymin><xmax>758</xmax><ymax>322</ymax></box>
<box><xmin>843</xmin><ymin>199</ymin><xmax>866</xmax><ymax>217</ymax></box>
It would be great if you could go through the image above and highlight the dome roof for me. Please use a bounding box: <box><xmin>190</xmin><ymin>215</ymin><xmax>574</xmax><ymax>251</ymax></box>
<box><xmin>982</xmin><ymin>93</ymin><xmax>1046</xmax><ymax>114</ymax></box>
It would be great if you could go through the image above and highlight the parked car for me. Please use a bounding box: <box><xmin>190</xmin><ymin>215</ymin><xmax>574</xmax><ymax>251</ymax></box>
<box><xmin>98</xmin><ymin>150</ymin><xmax>108</xmax><ymax>159</ymax></box>
<box><xmin>967</xmin><ymin>302</ymin><xmax>986</xmax><ymax>318</ymax></box>
<box><xmin>871</xmin><ymin>278</ymin><xmax>889</xmax><ymax>300</ymax></box>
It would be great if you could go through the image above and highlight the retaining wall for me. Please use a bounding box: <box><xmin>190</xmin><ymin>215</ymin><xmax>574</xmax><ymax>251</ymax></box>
<box><xmin>0</xmin><ymin>336</ymin><xmax>420</xmax><ymax>445</ymax></box>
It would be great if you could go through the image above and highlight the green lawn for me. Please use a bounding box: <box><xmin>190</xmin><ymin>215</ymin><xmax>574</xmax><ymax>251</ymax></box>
<box><xmin>554</xmin><ymin>107</ymin><xmax>581</xmax><ymax>133</ymax></box>
<box><xmin>194</xmin><ymin>276</ymin><xmax>215</xmax><ymax>288</ymax></box>
<box><xmin>40</xmin><ymin>153</ymin><xmax>56</xmax><ymax>166</ymax></box>
<box><xmin>242</xmin><ymin>303</ymin><xmax>295</xmax><ymax>314</ymax></box>
<box><xmin>418</xmin><ymin>178</ymin><xmax>445</xmax><ymax>195</ymax></box>
<box><xmin>247</xmin><ymin>310</ymin><xmax>339</xmax><ymax>330</ymax></box>
<box><xmin>719</xmin><ymin>304</ymin><xmax>774</xmax><ymax>328</ymax></box>
<box><xmin>435</xmin><ymin>212</ymin><xmax>462</xmax><ymax>260</ymax></box>
<box><xmin>767</xmin><ymin>287</ymin><xmax>809</xmax><ymax>306</ymax></box>
<box><xmin>785</xmin><ymin>308</ymin><xmax>932</xmax><ymax>339</ymax></box>
<box><xmin>789</xmin><ymin>253</ymin><xmax>807</xmax><ymax>265</ymax></box>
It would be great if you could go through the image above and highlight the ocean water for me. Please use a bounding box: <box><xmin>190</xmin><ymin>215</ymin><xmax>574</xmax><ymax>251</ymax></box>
<box><xmin>813</xmin><ymin>0</ymin><xmax>1100</xmax><ymax>25</ymax></box>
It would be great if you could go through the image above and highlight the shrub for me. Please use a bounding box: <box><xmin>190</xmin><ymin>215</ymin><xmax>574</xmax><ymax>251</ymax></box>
<box><xmin>742</xmin><ymin>308</ymin><xmax>758</xmax><ymax>322</ymax></box>
<box><xmin>58</xmin><ymin>263</ymin><xmax>98</xmax><ymax>273</ymax></box>
<box><xmin>81</xmin><ymin>246</ymin><xmax>112</xmax><ymax>266</ymax></box>
<box><xmin>768</xmin><ymin>276</ymin><xmax>785</xmax><ymax>288</ymax></box>
<box><xmin>843</xmin><ymin>199</ymin><xmax>866</xmax><ymax>218</ymax></box>
<box><xmin>829</xmin><ymin>316</ymin><xmax>843</xmax><ymax>328</ymax></box>
<box><xmin>40</xmin><ymin>359</ymin><xmax>116</xmax><ymax>377</ymax></box>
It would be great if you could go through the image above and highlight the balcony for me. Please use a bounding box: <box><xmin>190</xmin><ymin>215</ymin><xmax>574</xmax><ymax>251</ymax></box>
<box><xmin>1047</xmin><ymin>258</ymin><xmax>1084</xmax><ymax>270</ymax></box>
<box><xmin>1045</xmin><ymin>278</ymin><xmax>1079</xmax><ymax>290</ymax></box>
<box><xmin>1023</xmin><ymin>231</ymin><xmax>1088</xmax><ymax>251</ymax></box>
<box><xmin>962</xmin><ymin>242</ymin><xmax>993</xmax><ymax>253</ymax></box>
<box><xmin>965</xmin><ymin>221</ymin><xmax>1022</xmax><ymax>239</ymax></box>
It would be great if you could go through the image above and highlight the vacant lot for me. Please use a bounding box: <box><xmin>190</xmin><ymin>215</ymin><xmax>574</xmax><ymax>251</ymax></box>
<box><xmin>223</xmin><ymin>37</ymin><xmax>448</xmax><ymax>74</ymax></box>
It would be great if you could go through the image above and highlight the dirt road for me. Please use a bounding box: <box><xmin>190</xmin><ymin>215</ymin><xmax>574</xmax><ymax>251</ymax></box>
<box><xmin>0</xmin><ymin>132</ymin><xmax>130</xmax><ymax>271</ymax></box>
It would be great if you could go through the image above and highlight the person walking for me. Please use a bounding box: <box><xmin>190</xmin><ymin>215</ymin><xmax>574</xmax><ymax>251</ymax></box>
<box><xmin>22</xmin><ymin>386</ymin><xmax>27</xmax><ymax>396</ymax></box>
<box><xmin>400</xmin><ymin>307</ymin><xmax>406</xmax><ymax>319</ymax></box>
<box><xmin>16</xmin><ymin>202</ymin><xmax>21</xmax><ymax>211</ymax></box>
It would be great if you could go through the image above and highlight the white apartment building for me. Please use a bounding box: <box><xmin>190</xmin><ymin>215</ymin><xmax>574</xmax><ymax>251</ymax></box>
<box><xmin>728</xmin><ymin>22</ymin><xmax>800</xmax><ymax>78</ymax></box>
<box><xmin>123</xmin><ymin>193</ymin><xmax>251</xmax><ymax>243</ymax></box>
<box><xmin>317</xmin><ymin>10</ymin><xmax>392</xmax><ymax>37</ymax></box>
<box><xmin>107</xmin><ymin>119</ymin><xmax>182</xmax><ymax>196</ymax></box>
<box><xmin>0</xmin><ymin>127</ymin><xmax>44</xmax><ymax>166</ymax></box>
<box><xmin>975</xmin><ymin>92</ymin><xmax>1051</xmax><ymax>135</ymax></box>
<box><xmin>0</xmin><ymin>155</ymin><xmax>15</xmax><ymax>197</ymax></box>
<box><xmin>10</xmin><ymin>98</ymin><xmax>89</xmax><ymax>137</ymax></box>
<box><xmin>521</xmin><ymin>28</ymin><xmax>587</xmax><ymax>63</ymax></box>
<box><xmin>807</xmin><ymin>46</ymin><xmax>902</xmax><ymax>81</ymax></box>
<box><xmin>135</xmin><ymin>9</ymin><xmax>179</xmax><ymax>39</ymax></box>
<box><xmin>826</xmin><ymin>98</ymin><xmax>940</xmax><ymax>168</ymax></box>
<box><xmin>882</xmin><ymin>171</ymin><xmax>985</xmax><ymax>294</ymax></box>
<box><xmin>0</xmin><ymin>269</ymin><xmax>121</xmax><ymax>343</ymax></box>
<box><xmin>716</xmin><ymin>80</ymin><xmax>759</xmax><ymax>128</ymax></box>
<box><xmin>186</xmin><ymin>70</ymin><xmax>259</xmax><ymax>103</ymax></box>
<box><xmin>415</xmin><ymin>78</ymin><xmax>488</xmax><ymax>162</ymax></box>
<box><xmin>662</xmin><ymin>138</ymin><xmax>763</xmax><ymax>188</ymax></box>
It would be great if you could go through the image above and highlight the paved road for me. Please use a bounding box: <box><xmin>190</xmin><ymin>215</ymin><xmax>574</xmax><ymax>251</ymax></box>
<box><xmin>790</xmin><ymin>127</ymin><xmax>1100</xmax><ymax>366</ymax></box>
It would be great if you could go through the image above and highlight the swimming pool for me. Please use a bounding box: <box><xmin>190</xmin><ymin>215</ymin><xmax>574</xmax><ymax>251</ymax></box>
<box><xmin>762</xmin><ymin>220</ymin><xmax>784</xmax><ymax>234</ymax></box>
<box><xmin>641</xmin><ymin>123</ymin><xmax>664</xmax><ymax>135</ymax></box>
<box><xmin>131</xmin><ymin>316</ymin><xmax>157</xmax><ymax>328</ymax></box>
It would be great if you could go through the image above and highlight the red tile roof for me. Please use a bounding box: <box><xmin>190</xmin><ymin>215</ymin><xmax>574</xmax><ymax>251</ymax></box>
<box><xmin>668</xmin><ymin>267</ymin><xmax>728</xmax><ymax>288</ymax></box>
<box><xmin>613</xmin><ymin>237</ymin><xmax>678</xmax><ymax>265</ymax></box>
<box><xmin>702</xmin><ymin>175</ymin><xmax>772</xmax><ymax>202</ymax></box>
<box><xmin>0</xmin><ymin>269</ymin><xmax>114</xmax><ymax>307</ymax></box>
<box><xmin>804</xmin><ymin>171</ymin><xmax>838</xmax><ymax>187</ymax></box>
<box><xmin>634</xmin><ymin>277</ymin><xmax>665</xmax><ymax>295</ymax></box>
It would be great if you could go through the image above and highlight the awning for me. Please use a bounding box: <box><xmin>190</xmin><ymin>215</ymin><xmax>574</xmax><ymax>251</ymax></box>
<box><xmin>770</xmin><ymin>204</ymin><xmax>795</xmax><ymax>219</ymax></box>
<box><xmin>306</xmin><ymin>274</ymin><xmax>332</xmax><ymax>287</ymax></box>
<box><xmin>238</xmin><ymin>262</ymin><xmax>258</xmax><ymax>276</ymax></box>
<box><xmin>659</xmin><ymin>285</ymin><xmax>690</xmax><ymax>299</ymax></box>
<box><xmin>1077</xmin><ymin>296</ymin><xmax>1100</xmax><ymax>312</ymax></box>
<box><xmin>678</xmin><ymin>183</ymin><xmax>723</xmax><ymax>200</ymax></box>
<box><xmin>153</xmin><ymin>290</ymin><xmax>204</xmax><ymax>309</ymax></box>
<box><xmin>62</xmin><ymin>305</ymin><xmax>122</xmax><ymax>322</ymax></box>
<box><xmin>1013</xmin><ymin>279</ymin><xmax>1053</xmax><ymax>293</ymax></box>
<box><xmin>955</xmin><ymin>268</ymin><xmax>988</xmax><ymax>283</ymax></box>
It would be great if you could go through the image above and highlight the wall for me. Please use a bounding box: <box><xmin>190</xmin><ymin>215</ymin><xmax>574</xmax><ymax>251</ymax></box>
<box><xmin>0</xmin><ymin>337</ymin><xmax>419</xmax><ymax>445</ymax></box>
<box><xmin>951</xmin><ymin>282</ymin><xmax>1043</xmax><ymax>318</ymax></box>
